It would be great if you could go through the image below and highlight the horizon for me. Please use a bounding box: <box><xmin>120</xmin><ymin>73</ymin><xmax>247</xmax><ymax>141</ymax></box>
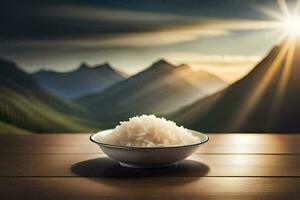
<box><xmin>1</xmin><ymin>39</ymin><xmax>284</xmax><ymax>83</ymax></box>
<box><xmin>8</xmin><ymin>57</ymin><xmax>230</xmax><ymax>82</ymax></box>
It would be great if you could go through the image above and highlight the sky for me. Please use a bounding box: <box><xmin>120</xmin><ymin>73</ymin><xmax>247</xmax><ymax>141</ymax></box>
<box><xmin>0</xmin><ymin>0</ymin><xmax>294</xmax><ymax>82</ymax></box>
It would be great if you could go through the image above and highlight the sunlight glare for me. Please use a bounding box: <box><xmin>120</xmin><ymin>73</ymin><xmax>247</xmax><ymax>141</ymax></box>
<box><xmin>282</xmin><ymin>15</ymin><xmax>300</xmax><ymax>36</ymax></box>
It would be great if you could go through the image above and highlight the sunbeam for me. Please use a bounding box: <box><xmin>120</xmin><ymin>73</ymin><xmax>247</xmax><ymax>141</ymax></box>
<box><xmin>258</xmin><ymin>0</ymin><xmax>300</xmax><ymax>37</ymax></box>
<box><xmin>279</xmin><ymin>0</ymin><xmax>300</xmax><ymax>37</ymax></box>
<box><xmin>225</xmin><ymin>0</ymin><xmax>300</xmax><ymax>130</ymax></box>
<box><xmin>278</xmin><ymin>0</ymin><xmax>290</xmax><ymax>16</ymax></box>
<box><xmin>227</xmin><ymin>41</ymin><xmax>290</xmax><ymax>130</ymax></box>
<box><xmin>266</xmin><ymin>37</ymin><xmax>296</xmax><ymax>128</ymax></box>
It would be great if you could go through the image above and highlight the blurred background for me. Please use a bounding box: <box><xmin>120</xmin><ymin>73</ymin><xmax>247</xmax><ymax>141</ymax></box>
<box><xmin>1</xmin><ymin>0</ymin><xmax>300</xmax><ymax>134</ymax></box>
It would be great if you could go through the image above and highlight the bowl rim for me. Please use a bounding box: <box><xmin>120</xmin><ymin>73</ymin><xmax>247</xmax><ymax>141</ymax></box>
<box><xmin>90</xmin><ymin>129</ymin><xmax>209</xmax><ymax>149</ymax></box>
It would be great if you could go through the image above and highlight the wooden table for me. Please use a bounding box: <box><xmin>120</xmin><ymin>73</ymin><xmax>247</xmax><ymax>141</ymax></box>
<box><xmin>0</xmin><ymin>134</ymin><xmax>300</xmax><ymax>200</ymax></box>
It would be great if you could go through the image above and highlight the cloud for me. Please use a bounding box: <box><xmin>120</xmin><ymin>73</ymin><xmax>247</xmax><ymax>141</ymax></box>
<box><xmin>78</xmin><ymin>18</ymin><xmax>279</xmax><ymax>47</ymax></box>
<box><xmin>0</xmin><ymin>0</ymin><xmax>280</xmax><ymax>73</ymax></box>
<box><xmin>1</xmin><ymin>16</ymin><xmax>279</xmax><ymax>49</ymax></box>
<box><xmin>43</xmin><ymin>5</ymin><xmax>183</xmax><ymax>24</ymax></box>
<box><xmin>0</xmin><ymin>1</ymin><xmax>280</xmax><ymax>49</ymax></box>
<box><xmin>164</xmin><ymin>52</ymin><xmax>260</xmax><ymax>66</ymax></box>
<box><xmin>164</xmin><ymin>52</ymin><xmax>262</xmax><ymax>82</ymax></box>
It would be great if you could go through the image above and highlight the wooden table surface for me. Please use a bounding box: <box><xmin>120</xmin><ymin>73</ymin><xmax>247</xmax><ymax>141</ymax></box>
<box><xmin>1</xmin><ymin>134</ymin><xmax>300</xmax><ymax>200</ymax></box>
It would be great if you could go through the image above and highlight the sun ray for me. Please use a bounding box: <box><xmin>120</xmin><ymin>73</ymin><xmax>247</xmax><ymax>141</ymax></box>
<box><xmin>295</xmin><ymin>0</ymin><xmax>300</xmax><ymax>13</ymax></box>
<box><xmin>266</xmin><ymin>37</ymin><xmax>296</xmax><ymax>128</ymax></box>
<box><xmin>227</xmin><ymin>41</ymin><xmax>290</xmax><ymax>130</ymax></box>
<box><xmin>256</xmin><ymin>5</ymin><xmax>285</xmax><ymax>20</ymax></box>
<box><xmin>278</xmin><ymin>0</ymin><xmax>290</xmax><ymax>17</ymax></box>
<box><xmin>254</xmin><ymin>0</ymin><xmax>300</xmax><ymax>39</ymax></box>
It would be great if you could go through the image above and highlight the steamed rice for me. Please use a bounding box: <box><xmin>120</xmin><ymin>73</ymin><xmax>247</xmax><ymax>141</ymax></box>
<box><xmin>95</xmin><ymin>115</ymin><xmax>200</xmax><ymax>147</ymax></box>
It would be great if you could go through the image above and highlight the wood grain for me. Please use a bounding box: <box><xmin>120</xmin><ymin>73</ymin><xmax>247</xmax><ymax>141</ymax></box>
<box><xmin>1</xmin><ymin>177</ymin><xmax>300</xmax><ymax>200</ymax></box>
<box><xmin>1</xmin><ymin>134</ymin><xmax>300</xmax><ymax>154</ymax></box>
<box><xmin>0</xmin><ymin>154</ymin><xmax>300</xmax><ymax>177</ymax></box>
<box><xmin>1</xmin><ymin>134</ymin><xmax>300</xmax><ymax>200</ymax></box>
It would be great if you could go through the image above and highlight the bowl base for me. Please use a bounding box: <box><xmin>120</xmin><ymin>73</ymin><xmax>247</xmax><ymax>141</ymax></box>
<box><xmin>119</xmin><ymin>162</ymin><xmax>177</xmax><ymax>169</ymax></box>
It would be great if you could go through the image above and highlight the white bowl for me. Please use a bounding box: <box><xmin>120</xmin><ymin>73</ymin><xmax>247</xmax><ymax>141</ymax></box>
<box><xmin>90</xmin><ymin>129</ymin><xmax>209</xmax><ymax>168</ymax></box>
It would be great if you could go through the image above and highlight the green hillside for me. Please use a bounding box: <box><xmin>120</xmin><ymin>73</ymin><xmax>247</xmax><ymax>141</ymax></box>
<box><xmin>0</xmin><ymin>59</ymin><xmax>99</xmax><ymax>133</ymax></box>
<box><xmin>0</xmin><ymin>120</ymin><xmax>31</xmax><ymax>135</ymax></box>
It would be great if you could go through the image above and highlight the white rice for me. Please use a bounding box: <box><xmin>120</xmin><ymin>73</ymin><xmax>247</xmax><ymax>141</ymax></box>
<box><xmin>94</xmin><ymin>115</ymin><xmax>200</xmax><ymax>147</ymax></box>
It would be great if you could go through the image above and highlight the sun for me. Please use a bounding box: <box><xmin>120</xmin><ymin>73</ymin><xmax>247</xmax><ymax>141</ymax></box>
<box><xmin>258</xmin><ymin>0</ymin><xmax>300</xmax><ymax>37</ymax></box>
<box><xmin>282</xmin><ymin>15</ymin><xmax>300</xmax><ymax>36</ymax></box>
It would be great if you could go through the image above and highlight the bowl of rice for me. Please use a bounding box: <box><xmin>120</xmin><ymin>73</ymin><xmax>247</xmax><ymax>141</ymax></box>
<box><xmin>90</xmin><ymin>115</ymin><xmax>209</xmax><ymax>168</ymax></box>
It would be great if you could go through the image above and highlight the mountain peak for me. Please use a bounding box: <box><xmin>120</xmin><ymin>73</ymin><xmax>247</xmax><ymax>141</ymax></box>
<box><xmin>0</xmin><ymin>58</ymin><xmax>16</xmax><ymax>66</ymax></box>
<box><xmin>78</xmin><ymin>62</ymin><xmax>90</xmax><ymax>71</ymax></box>
<box><xmin>177</xmin><ymin>63</ymin><xmax>189</xmax><ymax>67</ymax></box>
<box><xmin>154</xmin><ymin>59</ymin><xmax>172</xmax><ymax>65</ymax></box>
<box><xmin>93</xmin><ymin>62</ymin><xmax>113</xmax><ymax>70</ymax></box>
<box><xmin>150</xmin><ymin>59</ymin><xmax>175</xmax><ymax>70</ymax></box>
<box><xmin>33</xmin><ymin>61</ymin><xmax>125</xmax><ymax>99</ymax></box>
<box><xmin>93</xmin><ymin>62</ymin><xmax>125</xmax><ymax>76</ymax></box>
<box><xmin>0</xmin><ymin>58</ymin><xmax>40</xmax><ymax>90</ymax></box>
<box><xmin>0</xmin><ymin>58</ymin><xmax>19</xmax><ymax>72</ymax></box>
<box><xmin>0</xmin><ymin>58</ymin><xmax>27</xmax><ymax>75</ymax></box>
<box><xmin>177</xmin><ymin>63</ymin><xmax>192</xmax><ymax>71</ymax></box>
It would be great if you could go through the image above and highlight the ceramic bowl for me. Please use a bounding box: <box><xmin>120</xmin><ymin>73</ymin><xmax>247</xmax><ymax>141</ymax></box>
<box><xmin>90</xmin><ymin>129</ymin><xmax>209</xmax><ymax>168</ymax></box>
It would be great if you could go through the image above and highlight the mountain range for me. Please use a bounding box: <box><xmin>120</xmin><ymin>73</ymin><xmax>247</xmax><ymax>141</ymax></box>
<box><xmin>76</xmin><ymin>59</ymin><xmax>226</xmax><ymax>125</ymax></box>
<box><xmin>33</xmin><ymin>63</ymin><xmax>125</xmax><ymax>99</ymax></box>
<box><xmin>7</xmin><ymin>37</ymin><xmax>300</xmax><ymax>134</ymax></box>
<box><xmin>173</xmin><ymin>39</ymin><xmax>300</xmax><ymax>132</ymax></box>
<box><xmin>0</xmin><ymin>59</ymin><xmax>98</xmax><ymax>134</ymax></box>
